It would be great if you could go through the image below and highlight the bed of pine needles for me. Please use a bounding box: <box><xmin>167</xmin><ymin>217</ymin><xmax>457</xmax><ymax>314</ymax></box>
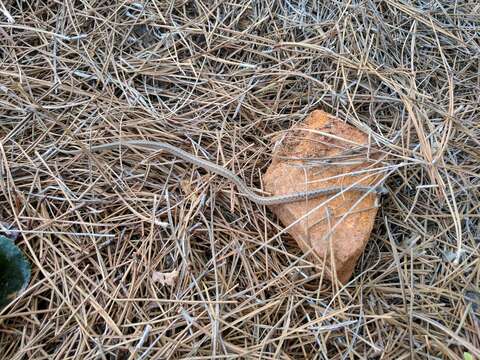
<box><xmin>0</xmin><ymin>1</ymin><xmax>479</xmax><ymax>359</ymax></box>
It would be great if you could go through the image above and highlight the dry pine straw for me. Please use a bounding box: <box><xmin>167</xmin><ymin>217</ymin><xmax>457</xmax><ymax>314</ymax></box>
<box><xmin>0</xmin><ymin>1</ymin><xmax>479</xmax><ymax>359</ymax></box>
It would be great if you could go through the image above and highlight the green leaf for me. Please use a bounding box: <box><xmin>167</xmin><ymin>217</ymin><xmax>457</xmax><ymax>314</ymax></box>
<box><xmin>464</xmin><ymin>352</ymin><xmax>474</xmax><ymax>360</ymax></box>
<box><xmin>0</xmin><ymin>235</ymin><xmax>30</xmax><ymax>308</ymax></box>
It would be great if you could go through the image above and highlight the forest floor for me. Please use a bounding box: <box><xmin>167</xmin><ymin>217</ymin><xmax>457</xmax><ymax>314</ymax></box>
<box><xmin>0</xmin><ymin>1</ymin><xmax>479</xmax><ymax>359</ymax></box>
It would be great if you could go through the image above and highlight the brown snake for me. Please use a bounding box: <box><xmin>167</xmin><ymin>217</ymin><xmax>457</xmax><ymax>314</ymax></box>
<box><xmin>59</xmin><ymin>140</ymin><xmax>386</xmax><ymax>205</ymax></box>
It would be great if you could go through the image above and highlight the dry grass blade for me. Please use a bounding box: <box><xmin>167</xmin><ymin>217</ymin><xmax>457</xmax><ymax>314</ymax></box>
<box><xmin>0</xmin><ymin>1</ymin><xmax>479</xmax><ymax>359</ymax></box>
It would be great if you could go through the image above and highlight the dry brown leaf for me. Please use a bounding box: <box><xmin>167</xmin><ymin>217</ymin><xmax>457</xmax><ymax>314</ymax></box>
<box><xmin>152</xmin><ymin>270</ymin><xmax>179</xmax><ymax>287</ymax></box>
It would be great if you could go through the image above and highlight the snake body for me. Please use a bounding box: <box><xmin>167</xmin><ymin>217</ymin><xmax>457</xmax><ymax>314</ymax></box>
<box><xmin>61</xmin><ymin>140</ymin><xmax>385</xmax><ymax>205</ymax></box>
